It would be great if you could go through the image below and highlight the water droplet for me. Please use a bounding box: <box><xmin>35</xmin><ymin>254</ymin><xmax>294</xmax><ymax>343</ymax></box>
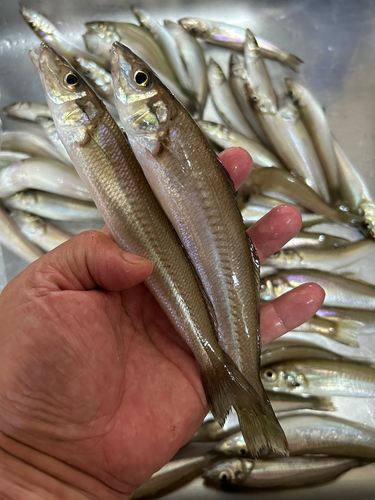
<box><xmin>4</xmin><ymin>39</ymin><xmax>12</xmax><ymax>48</ymax></box>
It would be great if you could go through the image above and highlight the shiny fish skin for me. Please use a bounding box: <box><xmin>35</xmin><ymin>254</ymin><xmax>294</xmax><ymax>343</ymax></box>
<box><xmin>203</xmin><ymin>457</ymin><xmax>360</xmax><ymax>488</ymax></box>
<box><xmin>2</xmin><ymin>131</ymin><xmax>70</xmax><ymax>164</ymax></box>
<box><xmin>164</xmin><ymin>20</ymin><xmax>208</xmax><ymax>112</ymax></box>
<box><xmin>111</xmin><ymin>42</ymin><xmax>288</xmax><ymax>457</ymax></box>
<box><xmin>317</xmin><ymin>307</ymin><xmax>375</xmax><ymax>335</ymax></box>
<box><xmin>285</xmin><ymin>79</ymin><xmax>339</xmax><ymax>195</ymax></box>
<box><xmin>260</xmin><ymin>358</ymin><xmax>375</xmax><ymax>397</ymax></box>
<box><xmin>0</xmin><ymin>158</ymin><xmax>91</xmax><ymax>200</ymax></box>
<box><xmin>74</xmin><ymin>57</ymin><xmax>115</xmax><ymax>104</ymax></box>
<box><xmin>20</xmin><ymin>7</ymin><xmax>107</xmax><ymax>69</ymax></box>
<box><xmin>228</xmin><ymin>54</ymin><xmax>271</xmax><ymax>146</ymax></box>
<box><xmin>282</xmin><ymin>231</ymin><xmax>350</xmax><ymax>250</ymax></box>
<box><xmin>260</xmin><ymin>269</ymin><xmax>375</xmax><ymax>310</ymax></box>
<box><xmin>10</xmin><ymin>210</ymin><xmax>70</xmax><ymax>252</ymax></box>
<box><xmin>3</xmin><ymin>101</ymin><xmax>51</xmax><ymax>121</ymax></box>
<box><xmin>0</xmin><ymin>204</ymin><xmax>44</xmax><ymax>263</ymax></box>
<box><xmin>241</xmin><ymin>203</ymin><xmax>329</xmax><ymax>229</ymax></box>
<box><xmin>242</xmin><ymin>194</ymin><xmax>307</xmax><ymax>212</ymax></box>
<box><xmin>32</xmin><ymin>42</ymin><xmax>274</xmax><ymax>444</ymax></box>
<box><xmin>198</xmin><ymin>121</ymin><xmax>283</xmax><ymax>169</ymax></box>
<box><xmin>2</xmin><ymin>191</ymin><xmax>101</xmax><ymax>221</ymax></box>
<box><xmin>178</xmin><ymin>18</ymin><xmax>303</xmax><ymax>71</ymax></box>
<box><xmin>0</xmin><ymin>151</ymin><xmax>30</xmax><ymax>169</ymax></box>
<box><xmin>261</xmin><ymin>342</ymin><xmax>348</xmax><ymax>367</ymax></box>
<box><xmin>292</xmin><ymin>315</ymin><xmax>359</xmax><ymax>347</ymax></box>
<box><xmin>36</xmin><ymin>116</ymin><xmax>72</xmax><ymax>166</ymax></box>
<box><xmin>266</xmin><ymin>239</ymin><xmax>375</xmax><ymax>272</ymax></box>
<box><xmin>208</xmin><ymin>59</ymin><xmax>259</xmax><ymax>140</ymax></box>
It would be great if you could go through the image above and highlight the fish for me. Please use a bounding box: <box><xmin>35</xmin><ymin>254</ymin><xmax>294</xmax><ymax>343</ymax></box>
<box><xmin>198</xmin><ymin>121</ymin><xmax>284</xmax><ymax>169</ymax></box>
<box><xmin>1</xmin><ymin>131</ymin><xmax>71</xmax><ymax>164</ymax></box>
<box><xmin>190</xmin><ymin>418</ymin><xmax>241</xmax><ymax>443</ymax></box>
<box><xmin>282</xmin><ymin>231</ymin><xmax>351</xmax><ymax>250</ymax></box>
<box><xmin>261</xmin><ymin>341</ymin><xmax>352</xmax><ymax>366</ymax></box>
<box><xmin>260</xmin><ymin>358</ymin><xmax>375</xmax><ymax>397</ymax></box>
<box><xmin>83</xmin><ymin>21</ymin><xmax>191</xmax><ymax>109</ymax></box>
<box><xmin>2</xmin><ymin>190</ymin><xmax>102</xmax><ymax>221</ymax></box>
<box><xmin>207</xmin><ymin>59</ymin><xmax>259</xmax><ymax>141</ymax></box>
<box><xmin>0</xmin><ymin>158</ymin><xmax>91</xmax><ymax>200</ymax></box>
<box><xmin>20</xmin><ymin>6</ymin><xmax>107</xmax><ymax>69</ymax></box>
<box><xmin>317</xmin><ymin>307</ymin><xmax>375</xmax><ymax>335</ymax></box>
<box><xmin>240</xmin><ymin>193</ymin><xmax>307</xmax><ymax>212</ymax></box>
<box><xmin>132</xmin><ymin>456</ymin><xmax>214</xmax><ymax>499</ymax></box>
<box><xmin>3</xmin><ymin>101</ymin><xmax>51</xmax><ymax>121</ymax></box>
<box><xmin>333</xmin><ymin>138</ymin><xmax>375</xmax><ymax>237</ymax></box>
<box><xmin>228</xmin><ymin>53</ymin><xmax>271</xmax><ymax>146</ymax></box>
<box><xmin>164</xmin><ymin>20</ymin><xmax>208</xmax><ymax>112</ymax></box>
<box><xmin>36</xmin><ymin>116</ymin><xmax>72</xmax><ymax>165</ymax></box>
<box><xmin>0</xmin><ymin>204</ymin><xmax>44</xmax><ymax>262</ymax></box>
<box><xmin>238</xmin><ymin>167</ymin><xmax>362</xmax><ymax>227</ymax></box>
<box><xmin>292</xmin><ymin>315</ymin><xmax>359</xmax><ymax>347</ymax></box>
<box><xmin>10</xmin><ymin>210</ymin><xmax>70</xmax><ymax>252</ymax></box>
<box><xmin>214</xmin><ymin>413</ymin><xmax>375</xmax><ymax>459</ymax></box>
<box><xmin>74</xmin><ymin>57</ymin><xmax>115</xmax><ymax>104</ymax></box>
<box><xmin>202</xmin><ymin>457</ymin><xmax>361</xmax><ymax>488</ymax></box>
<box><xmin>240</xmin><ymin>204</ymin><xmax>330</xmax><ymax>229</ymax></box>
<box><xmin>265</xmin><ymin>239</ymin><xmax>375</xmax><ymax>272</ymax></box>
<box><xmin>178</xmin><ymin>18</ymin><xmax>303</xmax><ymax>71</ymax></box>
<box><xmin>0</xmin><ymin>151</ymin><xmax>30</xmax><ymax>169</ymax></box>
<box><xmin>260</xmin><ymin>269</ymin><xmax>375</xmax><ymax>310</ymax></box>
<box><xmin>111</xmin><ymin>41</ymin><xmax>288</xmax><ymax>457</ymax></box>
<box><xmin>285</xmin><ymin>79</ymin><xmax>339</xmax><ymax>195</ymax></box>
<box><xmin>31</xmin><ymin>42</ymin><xmax>282</xmax><ymax>457</ymax></box>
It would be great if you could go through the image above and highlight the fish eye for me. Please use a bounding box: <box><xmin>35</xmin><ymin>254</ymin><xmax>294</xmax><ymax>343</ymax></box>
<box><xmin>64</xmin><ymin>72</ymin><xmax>80</xmax><ymax>88</ymax></box>
<box><xmin>272</xmin><ymin>251</ymin><xmax>280</xmax><ymax>258</ymax></box>
<box><xmin>190</xmin><ymin>26</ymin><xmax>198</xmax><ymax>35</ymax></box>
<box><xmin>239</xmin><ymin>448</ymin><xmax>247</xmax><ymax>456</ymax></box>
<box><xmin>134</xmin><ymin>69</ymin><xmax>151</xmax><ymax>87</ymax></box>
<box><xmin>251</xmin><ymin>96</ymin><xmax>258</xmax><ymax>102</ymax></box>
<box><xmin>219</xmin><ymin>471</ymin><xmax>229</xmax><ymax>482</ymax></box>
<box><xmin>263</xmin><ymin>369</ymin><xmax>277</xmax><ymax>382</ymax></box>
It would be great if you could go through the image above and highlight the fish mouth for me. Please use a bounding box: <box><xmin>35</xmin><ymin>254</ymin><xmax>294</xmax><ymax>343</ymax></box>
<box><xmin>111</xmin><ymin>41</ymin><xmax>138</xmax><ymax>69</ymax></box>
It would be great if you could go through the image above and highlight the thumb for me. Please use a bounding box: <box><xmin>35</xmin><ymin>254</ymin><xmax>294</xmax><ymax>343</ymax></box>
<box><xmin>9</xmin><ymin>230</ymin><xmax>153</xmax><ymax>293</ymax></box>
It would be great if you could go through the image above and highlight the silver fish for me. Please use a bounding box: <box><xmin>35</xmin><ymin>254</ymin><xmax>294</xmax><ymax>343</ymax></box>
<box><xmin>198</xmin><ymin>121</ymin><xmax>284</xmax><ymax>169</ymax></box>
<box><xmin>178</xmin><ymin>18</ymin><xmax>303</xmax><ymax>71</ymax></box>
<box><xmin>20</xmin><ymin>7</ymin><xmax>107</xmax><ymax>69</ymax></box>
<box><xmin>317</xmin><ymin>307</ymin><xmax>375</xmax><ymax>335</ymax></box>
<box><xmin>0</xmin><ymin>151</ymin><xmax>30</xmax><ymax>169</ymax></box>
<box><xmin>241</xmin><ymin>204</ymin><xmax>330</xmax><ymax>229</ymax></box>
<box><xmin>243</xmin><ymin>193</ymin><xmax>307</xmax><ymax>212</ymax></box>
<box><xmin>207</xmin><ymin>59</ymin><xmax>259</xmax><ymax>141</ymax></box>
<box><xmin>285</xmin><ymin>79</ymin><xmax>339</xmax><ymax>195</ymax></box>
<box><xmin>2</xmin><ymin>190</ymin><xmax>101</xmax><ymax>221</ymax></box>
<box><xmin>164</xmin><ymin>20</ymin><xmax>208</xmax><ymax>112</ymax></box>
<box><xmin>0</xmin><ymin>158</ymin><xmax>91</xmax><ymax>200</ymax></box>
<box><xmin>292</xmin><ymin>316</ymin><xmax>359</xmax><ymax>347</ymax></box>
<box><xmin>1</xmin><ymin>131</ymin><xmax>70</xmax><ymax>164</ymax></box>
<box><xmin>203</xmin><ymin>457</ymin><xmax>361</xmax><ymax>488</ymax></box>
<box><xmin>74</xmin><ymin>57</ymin><xmax>115</xmax><ymax>104</ymax></box>
<box><xmin>260</xmin><ymin>358</ymin><xmax>375</xmax><ymax>397</ymax></box>
<box><xmin>3</xmin><ymin>101</ymin><xmax>51</xmax><ymax>121</ymax></box>
<box><xmin>261</xmin><ymin>342</ymin><xmax>349</xmax><ymax>367</ymax></box>
<box><xmin>260</xmin><ymin>269</ymin><xmax>375</xmax><ymax>310</ymax></box>
<box><xmin>266</xmin><ymin>239</ymin><xmax>375</xmax><ymax>272</ymax></box>
<box><xmin>0</xmin><ymin>204</ymin><xmax>44</xmax><ymax>262</ymax></box>
<box><xmin>282</xmin><ymin>231</ymin><xmax>350</xmax><ymax>250</ymax></box>
<box><xmin>228</xmin><ymin>53</ymin><xmax>271</xmax><ymax>146</ymax></box>
<box><xmin>32</xmin><ymin>42</ymin><xmax>275</xmax><ymax>454</ymax></box>
<box><xmin>111</xmin><ymin>42</ymin><xmax>288</xmax><ymax>457</ymax></box>
<box><xmin>36</xmin><ymin>116</ymin><xmax>72</xmax><ymax>166</ymax></box>
<box><xmin>10</xmin><ymin>210</ymin><xmax>70</xmax><ymax>252</ymax></box>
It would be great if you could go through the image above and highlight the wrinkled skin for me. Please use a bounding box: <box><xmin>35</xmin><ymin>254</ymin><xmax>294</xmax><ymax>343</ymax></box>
<box><xmin>0</xmin><ymin>149</ymin><xmax>324</xmax><ymax>499</ymax></box>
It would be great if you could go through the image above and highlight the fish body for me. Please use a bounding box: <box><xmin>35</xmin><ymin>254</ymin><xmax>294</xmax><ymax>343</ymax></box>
<box><xmin>198</xmin><ymin>121</ymin><xmax>283</xmax><ymax>169</ymax></box>
<box><xmin>260</xmin><ymin>269</ymin><xmax>375</xmax><ymax>310</ymax></box>
<box><xmin>10</xmin><ymin>210</ymin><xmax>70</xmax><ymax>252</ymax></box>
<box><xmin>203</xmin><ymin>457</ymin><xmax>360</xmax><ymax>488</ymax></box>
<box><xmin>207</xmin><ymin>59</ymin><xmax>259</xmax><ymax>140</ymax></box>
<box><xmin>74</xmin><ymin>57</ymin><xmax>115</xmax><ymax>104</ymax></box>
<box><xmin>0</xmin><ymin>158</ymin><xmax>91</xmax><ymax>200</ymax></box>
<box><xmin>260</xmin><ymin>358</ymin><xmax>375</xmax><ymax>397</ymax></box>
<box><xmin>317</xmin><ymin>307</ymin><xmax>375</xmax><ymax>335</ymax></box>
<box><xmin>241</xmin><ymin>204</ymin><xmax>329</xmax><ymax>229</ymax></box>
<box><xmin>261</xmin><ymin>342</ymin><xmax>347</xmax><ymax>367</ymax></box>
<box><xmin>31</xmin><ymin>42</ymin><xmax>282</xmax><ymax>456</ymax></box>
<box><xmin>283</xmin><ymin>231</ymin><xmax>350</xmax><ymax>250</ymax></box>
<box><xmin>111</xmin><ymin>42</ymin><xmax>288</xmax><ymax>457</ymax></box>
<box><xmin>0</xmin><ymin>204</ymin><xmax>44</xmax><ymax>262</ymax></box>
<box><xmin>292</xmin><ymin>315</ymin><xmax>359</xmax><ymax>347</ymax></box>
<box><xmin>285</xmin><ymin>79</ymin><xmax>339</xmax><ymax>195</ymax></box>
<box><xmin>178</xmin><ymin>18</ymin><xmax>303</xmax><ymax>71</ymax></box>
<box><xmin>242</xmin><ymin>193</ymin><xmax>307</xmax><ymax>212</ymax></box>
<box><xmin>3</xmin><ymin>101</ymin><xmax>51</xmax><ymax>121</ymax></box>
<box><xmin>0</xmin><ymin>152</ymin><xmax>30</xmax><ymax>169</ymax></box>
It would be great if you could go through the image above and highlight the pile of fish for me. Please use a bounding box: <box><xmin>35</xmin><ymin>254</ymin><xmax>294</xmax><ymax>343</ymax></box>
<box><xmin>1</xmin><ymin>5</ymin><xmax>375</xmax><ymax>496</ymax></box>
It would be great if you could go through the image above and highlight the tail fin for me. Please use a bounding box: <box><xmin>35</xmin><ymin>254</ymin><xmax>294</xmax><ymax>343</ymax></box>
<box><xmin>200</xmin><ymin>352</ymin><xmax>289</xmax><ymax>458</ymax></box>
<box><xmin>284</xmin><ymin>54</ymin><xmax>304</xmax><ymax>72</ymax></box>
<box><xmin>326</xmin><ymin>320</ymin><xmax>359</xmax><ymax>347</ymax></box>
<box><xmin>315</xmin><ymin>396</ymin><xmax>336</xmax><ymax>412</ymax></box>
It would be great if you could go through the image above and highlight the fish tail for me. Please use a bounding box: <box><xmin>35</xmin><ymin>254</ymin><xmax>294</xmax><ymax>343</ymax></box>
<box><xmin>285</xmin><ymin>53</ymin><xmax>304</xmax><ymax>72</ymax></box>
<box><xmin>315</xmin><ymin>396</ymin><xmax>336</xmax><ymax>412</ymax></box>
<box><xmin>332</xmin><ymin>320</ymin><xmax>360</xmax><ymax>347</ymax></box>
<box><xmin>200</xmin><ymin>352</ymin><xmax>289</xmax><ymax>458</ymax></box>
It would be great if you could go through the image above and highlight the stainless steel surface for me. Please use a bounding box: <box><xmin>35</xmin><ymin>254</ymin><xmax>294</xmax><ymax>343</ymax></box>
<box><xmin>1</xmin><ymin>0</ymin><xmax>375</xmax><ymax>497</ymax></box>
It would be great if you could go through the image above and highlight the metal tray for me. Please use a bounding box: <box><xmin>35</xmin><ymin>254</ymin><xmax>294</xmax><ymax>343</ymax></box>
<box><xmin>1</xmin><ymin>0</ymin><xmax>375</xmax><ymax>497</ymax></box>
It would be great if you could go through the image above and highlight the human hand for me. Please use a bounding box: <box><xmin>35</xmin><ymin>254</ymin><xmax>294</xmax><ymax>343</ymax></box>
<box><xmin>0</xmin><ymin>148</ymin><xmax>324</xmax><ymax>499</ymax></box>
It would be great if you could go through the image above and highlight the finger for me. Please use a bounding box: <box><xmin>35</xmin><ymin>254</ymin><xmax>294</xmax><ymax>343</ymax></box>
<box><xmin>218</xmin><ymin>147</ymin><xmax>253</xmax><ymax>190</ymax></box>
<box><xmin>260</xmin><ymin>283</ymin><xmax>325</xmax><ymax>345</ymax></box>
<box><xmin>248</xmin><ymin>205</ymin><xmax>302</xmax><ymax>264</ymax></box>
<box><xmin>10</xmin><ymin>230</ymin><xmax>153</xmax><ymax>293</ymax></box>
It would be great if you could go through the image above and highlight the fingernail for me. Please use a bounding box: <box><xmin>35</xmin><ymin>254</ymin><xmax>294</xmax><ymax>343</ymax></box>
<box><xmin>120</xmin><ymin>251</ymin><xmax>153</xmax><ymax>267</ymax></box>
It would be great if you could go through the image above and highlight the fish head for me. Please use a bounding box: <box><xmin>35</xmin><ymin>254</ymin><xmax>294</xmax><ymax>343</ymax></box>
<box><xmin>266</xmin><ymin>249</ymin><xmax>303</xmax><ymax>268</ymax></box>
<box><xmin>229</xmin><ymin>53</ymin><xmax>246</xmax><ymax>79</ymax></box>
<box><xmin>111</xmin><ymin>42</ymin><xmax>176</xmax><ymax>153</ymax></box>
<box><xmin>20</xmin><ymin>7</ymin><xmax>55</xmax><ymax>41</ymax></box>
<box><xmin>285</xmin><ymin>78</ymin><xmax>306</xmax><ymax>107</ymax></box>
<box><xmin>261</xmin><ymin>363</ymin><xmax>308</xmax><ymax>394</ymax></box>
<box><xmin>178</xmin><ymin>17</ymin><xmax>210</xmax><ymax>38</ymax></box>
<box><xmin>245</xmin><ymin>81</ymin><xmax>275</xmax><ymax>114</ymax></box>
<box><xmin>260</xmin><ymin>274</ymin><xmax>291</xmax><ymax>300</ymax></box>
<box><xmin>30</xmin><ymin>43</ymin><xmax>102</xmax><ymax>148</ymax></box>
<box><xmin>8</xmin><ymin>190</ymin><xmax>37</xmax><ymax>208</ymax></box>
<box><xmin>214</xmin><ymin>433</ymin><xmax>249</xmax><ymax>457</ymax></box>
<box><xmin>203</xmin><ymin>458</ymin><xmax>253</xmax><ymax>485</ymax></box>
<box><xmin>11</xmin><ymin>210</ymin><xmax>45</xmax><ymax>235</ymax></box>
<box><xmin>361</xmin><ymin>201</ymin><xmax>375</xmax><ymax>238</ymax></box>
<box><xmin>208</xmin><ymin>58</ymin><xmax>226</xmax><ymax>87</ymax></box>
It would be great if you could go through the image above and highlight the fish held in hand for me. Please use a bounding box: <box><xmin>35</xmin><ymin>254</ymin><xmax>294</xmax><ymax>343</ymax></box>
<box><xmin>111</xmin><ymin>41</ymin><xmax>288</xmax><ymax>457</ymax></box>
